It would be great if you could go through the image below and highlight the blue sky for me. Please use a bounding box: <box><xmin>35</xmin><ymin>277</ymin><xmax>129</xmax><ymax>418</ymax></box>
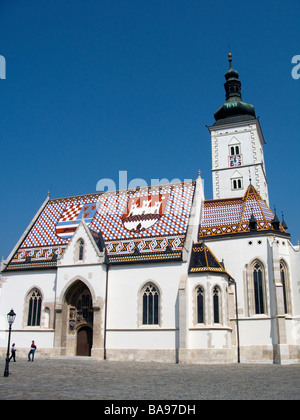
<box><xmin>0</xmin><ymin>0</ymin><xmax>299</xmax><ymax>260</ymax></box>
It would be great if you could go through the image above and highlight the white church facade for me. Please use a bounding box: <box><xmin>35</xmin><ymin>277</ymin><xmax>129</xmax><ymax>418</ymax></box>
<box><xmin>1</xmin><ymin>55</ymin><xmax>299</xmax><ymax>364</ymax></box>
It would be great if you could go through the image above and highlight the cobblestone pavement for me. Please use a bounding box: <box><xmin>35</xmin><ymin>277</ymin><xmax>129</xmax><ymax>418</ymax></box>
<box><xmin>0</xmin><ymin>357</ymin><xmax>300</xmax><ymax>400</ymax></box>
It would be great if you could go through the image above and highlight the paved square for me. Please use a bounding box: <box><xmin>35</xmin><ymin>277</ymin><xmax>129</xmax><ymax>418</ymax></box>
<box><xmin>0</xmin><ymin>357</ymin><xmax>300</xmax><ymax>400</ymax></box>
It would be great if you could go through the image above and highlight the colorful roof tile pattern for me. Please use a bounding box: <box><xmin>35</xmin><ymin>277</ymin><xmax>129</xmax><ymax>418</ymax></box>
<box><xmin>6</xmin><ymin>181</ymin><xmax>195</xmax><ymax>270</ymax></box>
<box><xmin>200</xmin><ymin>185</ymin><xmax>287</xmax><ymax>238</ymax></box>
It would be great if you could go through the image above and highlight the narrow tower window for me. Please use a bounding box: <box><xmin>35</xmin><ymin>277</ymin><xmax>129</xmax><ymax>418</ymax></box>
<box><xmin>232</xmin><ymin>177</ymin><xmax>243</xmax><ymax>190</ymax></box>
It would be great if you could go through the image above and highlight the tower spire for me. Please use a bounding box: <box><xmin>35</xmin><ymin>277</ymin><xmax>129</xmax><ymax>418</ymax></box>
<box><xmin>225</xmin><ymin>53</ymin><xmax>241</xmax><ymax>101</ymax></box>
<box><xmin>213</xmin><ymin>53</ymin><xmax>256</xmax><ymax>125</ymax></box>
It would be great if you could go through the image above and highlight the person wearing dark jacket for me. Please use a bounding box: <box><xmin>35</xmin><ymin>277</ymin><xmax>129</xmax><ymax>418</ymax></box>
<box><xmin>9</xmin><ymin>343</ymin><xmax>16</xmax><ymax>362</ymax></box>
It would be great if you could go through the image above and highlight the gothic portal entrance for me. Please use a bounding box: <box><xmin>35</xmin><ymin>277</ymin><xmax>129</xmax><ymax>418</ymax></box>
<box><xmin>66</xmin><ymin>280</ymin><xmax>94</xmax><ymax>356</ymax></box>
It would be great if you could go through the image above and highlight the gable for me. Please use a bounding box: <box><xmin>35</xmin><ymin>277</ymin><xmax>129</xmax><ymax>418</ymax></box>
<box><xmin>231</xmin><ymin>170</ymin><xmax>242</xmax><ymax>179</ymax></box>
<box><xmin>228</xmin><ymin>136</ymin><xmax>240</xmax><ymax>145</ymax></box>
<box><xmin>57</xmin><ymin>221</ymin><xmax>104</xmax><ymax>266</ymax></box>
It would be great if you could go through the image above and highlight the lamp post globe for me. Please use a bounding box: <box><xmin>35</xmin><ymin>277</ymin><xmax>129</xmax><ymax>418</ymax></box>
<box><xmin>4</xmin><ymin>309</ymin><xmax>16</xmax><ymax>377</ymax></box>
<box><xmin>7</xmin><ymin>308</ymin><xmax>16</xmax><ymax>326</ymax></box>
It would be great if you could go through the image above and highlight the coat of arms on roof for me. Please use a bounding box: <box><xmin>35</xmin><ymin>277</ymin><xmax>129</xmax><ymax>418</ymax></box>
<box><xmin>56</xmin><ymin>203</ymin><xmax>98</xmax><ymax>239</ymax></box>
<box><xmin>121</xmin><ymin>193</ymin><xmax>168</xmax><ymax>233</ymax></box>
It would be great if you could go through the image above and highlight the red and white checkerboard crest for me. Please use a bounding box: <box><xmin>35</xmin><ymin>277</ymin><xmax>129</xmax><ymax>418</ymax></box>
<box><xmin>59</xmin><ymin>203</ymin><xmax>82</xmax><ymax>222</ymax></box>
<box><xmin>56</xmin><ymin>202</ymin><xmax>98</xmax><ymax>238</ymax></box>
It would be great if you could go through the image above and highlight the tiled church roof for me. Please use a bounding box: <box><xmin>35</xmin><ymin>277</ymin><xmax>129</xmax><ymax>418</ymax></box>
<box><xmin>5</xmin><ymin>181</ymin><xmax>196</xmax><ymax>270</ymax></box>
<box><xmin>199</xmin><ymin>185</ymin><xmax>288</xmax><ymax>238</ymax></box>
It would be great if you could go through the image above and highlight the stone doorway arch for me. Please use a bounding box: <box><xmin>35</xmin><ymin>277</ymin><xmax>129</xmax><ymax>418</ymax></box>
<box><xmin>68</xmin><ymin>281</ymin><xmax>94</xmax><ymax>333</ymax></box>
<box><xmin>54</xmin><ymin>278</ymin><xmax>103</xmax><ymax>358</ymax></box>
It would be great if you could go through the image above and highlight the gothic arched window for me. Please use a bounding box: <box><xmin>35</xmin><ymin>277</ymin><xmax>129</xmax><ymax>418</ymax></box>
<box><xmin>253</xmin><ymin>261</ymin><xmax>266</xmax><ymax>314</ymax></box>
<box><xmin>27</xmin><ymin>288</ymin><xmax>42</xmax><ymax>326</ymax></box>
<box><xmin>142</xmin><ymin>283</ymin><xmax>159</xmax><ymax>325</ymax></box>
<box><xmin>280</xmin><ymin>260</ymin><xmax>291</xmax><ymax>314</ymax></box>
<box><xmin>213</xmin><ymin>286</ymin><xmax>221</xmax><ymax>324</ymax></box>
<box><xmin>197</xmin><ymin>286</ymin><xmax>205</xmax><ymax>324</ymax></box>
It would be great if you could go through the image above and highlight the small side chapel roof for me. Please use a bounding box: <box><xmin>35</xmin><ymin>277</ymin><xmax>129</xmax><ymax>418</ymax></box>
<box><xmin>199</xmin><ymin>184</ymin><xmax>289</xmax><ymax>238</ymax></box>
<box><xmin>189</xmin><ymin>242</ymin><xmax>230</xmax><ymax>276</ymax></box>
<box><xmin>4</xmin><ymin>181</ymin><xmax>196</xmax><ymax>270</ymax></box>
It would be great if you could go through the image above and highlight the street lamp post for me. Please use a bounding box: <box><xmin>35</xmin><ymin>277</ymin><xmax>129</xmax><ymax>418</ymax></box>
<box><xmin>3</xmin><ymin>308</ymin><xmax>16</xmax><ymax>377</ymax></box>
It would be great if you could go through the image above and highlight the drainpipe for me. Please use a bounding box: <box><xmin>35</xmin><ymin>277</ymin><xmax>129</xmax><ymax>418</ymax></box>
<box><xmin>229</xmin><ymin>277</ymin><xmax>240</xmax><ymax>363</ymax></box>
<box><xmin>103</xmin><ymin>261</ymin><xmax>109</xmax><ymax>360</ymax></box>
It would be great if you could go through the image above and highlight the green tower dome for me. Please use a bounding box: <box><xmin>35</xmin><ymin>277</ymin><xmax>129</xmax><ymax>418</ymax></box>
<box><xmin>214</xmin><ymin>53</ymin><xmax>256</xmax><ymax>125</ymax></box>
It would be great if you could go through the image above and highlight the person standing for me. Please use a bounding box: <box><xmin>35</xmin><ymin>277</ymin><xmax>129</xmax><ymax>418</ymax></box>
<box><xmin>9</xmin><ymin>343</ymin><xmax>17</xmax><ymax>362</ymax></box>
<box><xmin>28</xmin><ymin>340</ymin><xmax>37</xmax><ymax>362</ymax></box>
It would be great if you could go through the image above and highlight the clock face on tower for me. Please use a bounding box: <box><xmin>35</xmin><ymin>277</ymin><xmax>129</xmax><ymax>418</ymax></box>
<box><xmin>229</xmin><ymin>155</ymin><xmax>241</xmax><ymax>167</ymax></box>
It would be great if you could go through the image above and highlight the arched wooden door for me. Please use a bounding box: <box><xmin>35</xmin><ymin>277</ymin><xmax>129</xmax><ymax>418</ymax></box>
<box><xmin>76</xmin><ymin>326</ymin><xmax>93</xmax><ymax>356</ymax></box>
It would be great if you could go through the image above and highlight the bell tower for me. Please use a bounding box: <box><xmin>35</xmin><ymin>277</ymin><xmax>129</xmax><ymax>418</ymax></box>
<box><xmin>208</xmin><ymin>54</ymin><xmax>269</xmax><ymax>204</ymax></box>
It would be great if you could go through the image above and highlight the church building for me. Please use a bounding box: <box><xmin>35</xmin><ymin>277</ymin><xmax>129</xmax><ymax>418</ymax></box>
<box><xmin>1</xmin><ymin>54</ymin><xmax>299</xmax><ymax>364</ymax></box>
